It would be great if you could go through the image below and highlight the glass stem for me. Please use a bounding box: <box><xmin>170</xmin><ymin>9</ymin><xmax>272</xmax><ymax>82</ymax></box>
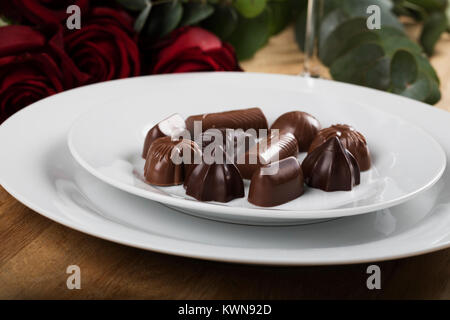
<box><xmin>303</xmin><ymin>0</ymin><xmax>317</xmax><ymax>76</ymax></box>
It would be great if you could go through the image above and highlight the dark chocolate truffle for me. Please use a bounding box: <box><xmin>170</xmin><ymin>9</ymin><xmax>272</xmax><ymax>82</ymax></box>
<box><xmin>302</xmin><ymin>137</ymin><xmax>360</xmax><ymax>192</ymax></box>
<box><xmin>144</xmin><ymin>137</ymin><xmax>201</xmax><ymax>186</ymax></box>
<box><xmin>236</xmin><ymin>131</ymin><xmax>299</xmax><ymax>179</ymax></box>
<box><xmin>308</xmin><ymin>124</ymin><xmax>371</xmax><ymax>171</ymax></box>
<box><xmin>185</xmin><ymin>161</ymin><xmax>244</xmax><ymax>203</ymax></box>
<box><xmin>248</xmin><ymin>157</ymin><xmax>304</xmax><ymax>207</ymax></box>
<box><xmin>270</xmin><ymin>111</ymin><xmax>321</xmax><ymax>152</ymax></box>
<box><xmin>142</xmin><ymin>113</ymin><xmax>186</xmax><ymax>158</ymax></box>
<box><xmin>186</xmin><ymin>107</ymin><xmax>268</xmax><ymax>136</ymax></box>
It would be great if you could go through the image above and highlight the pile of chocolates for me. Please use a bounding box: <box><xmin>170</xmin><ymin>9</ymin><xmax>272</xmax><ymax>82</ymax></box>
<box><xmin>142</xmin><ymin>108</ymin><xmax>371</xmax><ymax>207</ymax></box>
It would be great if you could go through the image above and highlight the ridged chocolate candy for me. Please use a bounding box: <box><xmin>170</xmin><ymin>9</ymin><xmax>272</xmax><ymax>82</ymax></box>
<box><xmin>186</xmin><ymin>107</ymin><xmax>268</xmax><ymax>136</ymax></box>
<box><xmin>185</xmin><ymin>160</ymin><xmax>244</xmax><ymax>203</ymax></box>
<box><xmin>270</xmin><ymin>111</ymin><xmax>321</xmax><ymax>152</ymax></box>
<box><xmin>248</xmin><ymin>157</ymin><xmax>304</xmax><ymax>207</ymax></box>
<box><xmin>142</xmin><ymin>113</ymin><xmax>186</xmax><ymax>158</ymax></box>
<box><xmin>308</xmin><ymin>124</ymin><xmax>371</xmax><ymax>171</ymax></box>
<box><xmin>236</xmin><ymin>131</ymin><xmax>299</xmax><ymax>179</ymax></box>
<box><xmin>302</xmin><ymin>137</ymin><xmax>360</xmax><ymax>192</ymax></box>
<box><xmin>144</xmin><ymin>137</ymin><xmax>201</xmax><ymax>186</ymax></box>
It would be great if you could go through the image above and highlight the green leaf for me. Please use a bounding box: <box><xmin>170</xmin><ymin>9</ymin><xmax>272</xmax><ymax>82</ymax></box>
<box><xmin>134</xmin><ymin>3</ymin><xmax>152</xmax><ymax>33</ymax></box>
<box><xmin>233</xmin><ymin>0</ymin><xmax>268</xmax><ymax>19</ymax></box>
<box><xmin>365</xmin><ymin>57</ymin><xmax>391</xmax><ymax>90</ymax></box>
<box><xmin>180</xmin><ymin>2</ymin><xmax>214</xmax><ymax>26</ymax></box>
<box><xmin>318</xmin><ymin>9</ymin><xmax>349</xmax><ymax>53</ymax></box>
<box><xmin>375</xmin><ymin>27</ymin><xmax>422</xmax><ymax>57</ymax></box>
<box><xmin>406</xmin><ymin>0</ymin><xmax>447</xmax><ymax>12</ymax></box>
<box><xmin>202</xmin><ymin>5</ymin><xmax>238</xmax><ymax>39</ymax></box>
<box><xmin>228</xmin><ymin>8</ymin><xmax>270</xmax><ymax>60</ymax></box>
<box><xmin>319</xmin><ymin>17</ymin><xmax>369</xmax><ymax>66</ymax></box>
<box><xmin>396</xmin><ymin>73</ymin><xmax>430</xmax><ymax>102</ymax></box>
<box><xmin>267</xmin><ymin>0</ymin><xmax>292</xmax><ymax>35</ymax></box>
<box><xmin>115</xmin><ymin>0</ymin><xmax>149</xmax><ymax>11</ymax></box>
<box><xmin>145</xmin><ymin>0</ymin><xmax>183</xmax><ymax>39</ymax></box>
<box><xmin>415</xmin><ymin>54</ymin><xmax>439</xmax><ymax>83</ymax></box>
<box><xmin>330</xmin><ymin>42</ymin><xmax>386</xmax><ymax>86</ymax></box>
<box><xmin>390</xmin><ymin>50</ymin><xmax>418</xmax><ymax>90</ymax></box>
<box><xmin>420</xmin><ymin>12</ymin><xmax>448</xmax><ymax>55</ymax></box>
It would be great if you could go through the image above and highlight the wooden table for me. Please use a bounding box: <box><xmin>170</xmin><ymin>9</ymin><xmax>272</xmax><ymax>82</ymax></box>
<box><xmin>0</xmin><ymin>27</ymin><xmax>449</xmax><ymax>300</ymax></box>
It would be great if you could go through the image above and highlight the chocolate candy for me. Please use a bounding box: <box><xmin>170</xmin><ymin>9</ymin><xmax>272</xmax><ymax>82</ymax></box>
<box><xmin>144</xmin><ymin>137</ymin><xmax>201</xmax><ymax>186</ymax></box>
<box><xmin>236</xmin><ymin>131</ymin><xmax>298</xmax><ymax>179</ymax></box>
<box><xmin>270</xmin><ymin>111</ymin><xmax>321</xmax><ymax>152</ymax></box>
<box><xmin>302</xmin><ymin>137</ymin><xmax>360</xmax><ymax>192</ymax></box>
<box><xmin>248</xmin><ymin>157</ymin><xmax>304</xmax><ymax>207</ymax></box>
<box><xmin>142</xmin><ymin>113</ymin><xmax>186</xmax><ymax>158</ymax></box>
<box><xmin>186</xmin><ymin>107</ymin><xmax>268</xmax><ymax>136</ymax></box>
<box><xmin>308</xmin><ymin>124</ymin><xmax>371</xmax><ymax>171</ymax></box>
<box><xmin>185</xmin><ymin>160</ymin><xmax>244</xmax><ymax>203</ymax></box>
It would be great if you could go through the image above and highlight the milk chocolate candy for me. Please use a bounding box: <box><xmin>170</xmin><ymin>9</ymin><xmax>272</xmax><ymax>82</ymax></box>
<box><xmin>248</xmin><ymin>157</ymin><xmax>304</xmax><ymax>207</ymax></box>
<box><xmin>308</xmin><ymin>124</ymin><xmax>371</xmax><ymax>171</ymax></box>
<box><xmin>185</xmin><ymin>160</ymin><xmax>244</xmax><ymax>203</ymax></box>
<box><xmin>270</xmin><ymin>111</ymin><xmax>321</xmax><ymax>152</ymax></box>
<box><xmin>302</xmin><ymin>137</ymin><xmax>360</xmax><ymax>192</ymax></box>
<box><xmin>144</xmin><ymin>137</ymin><xmax>201</xmax><ymax>186</ymax></box>
<box><xmin>186</xmin><ymin>107</ymin><xmax>268</xmax><ymax>137</ymax></box>
<box><xmin>142</xmin><ymin>113</ymin><xmax>186</xmax><ymax>158</ymax></box>
<box><xmin>236</xmin><ymin>131</ymin><xmax>299</xmax><ymax>179</ymax></box>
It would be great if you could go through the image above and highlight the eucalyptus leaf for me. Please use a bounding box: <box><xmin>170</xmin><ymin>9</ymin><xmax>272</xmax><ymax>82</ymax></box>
<box><xmin>420</xmin><ymin>12</ymin><xmax>448</xmax><ymax>55</ymax></box>
<box><xmin>267</xmin><ymin>0</ymin><xmax>292</xmax><ymax>35</ymax></box>
<box><xmin>330</xmin><ymin>42</ymin><xmax>385</xmax><ymax>86</ymax></box>
<box><xmin>319</xmin><ymin>17</ymin><xmax>368</xmax><ymax>66</ymax></box>
<box><xmin>202</xmin><ymin>5</ymin><xmax>238</xmax><ymax>39</ymax></box>
<box><xmin>375</xmin><ymin>27</ymin><xmax>422</xmax><ymax>56</ymax></box>
<box><xmin>134</xmin><ymin>3</ymin><xmax>152</xmax><ymax>33</ymax></box>
<box><xmin>145</xmin><ymin>0</ymin><xmax>183</xmax><ymax>39</ymax></box>
<box><xmin>406</xmin><ymin>0</ymin><xmax>447</xmax><ymax>12</ymax></box>
<box><xmin>365</xmin><ymin>57</ymin><xmax>391</xmax><ymax>90</ymax></box>
<box><xmin>233</xmin><ymin>0</ymin><xmax>267</xmax><ymax>19</ymax></box>
<box><xmin>180</xmin><ymin>2</ymin><xmax>214</xmax><ymax>26</ymax></box>
<box><xmin>390</xmin><ymin>50</ymin><xmax>418</xmax><ymax>90</ymax></box>
<box><xmin>396</xmin><ymin>73</ymin><xmax>430</xmax><ymax>102</ymax></box>
<box><xmin>115</xmin><ymin>0</ymin><xmax>149</xmax><ymax>11</ymax></box>
<box><xmin>228</xmin><ymin>8</ymin><xmax>270</xmax><ymax>60</ymax></box>
<box><xmin>318</xmin><ymin>9</ymin><xmax>349</xmax><ymax>53</ymax></box>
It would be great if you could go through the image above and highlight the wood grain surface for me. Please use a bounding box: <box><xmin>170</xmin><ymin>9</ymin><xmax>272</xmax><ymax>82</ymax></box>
<box><xmin>0</xmin><ymin>26</ymin><xmax>449</xmax><ymax>300</ymax></box>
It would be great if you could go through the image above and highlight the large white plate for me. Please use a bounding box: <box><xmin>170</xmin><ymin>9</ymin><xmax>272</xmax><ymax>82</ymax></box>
<box><xmin>67</xmin><ymin>74</ymin><xmax>446</xmax><ymax>225</ymax></box>
<box><xmin>0</xmin><ymin>73</ymin><xmax>450</xmax><ymax>265</ymax></box>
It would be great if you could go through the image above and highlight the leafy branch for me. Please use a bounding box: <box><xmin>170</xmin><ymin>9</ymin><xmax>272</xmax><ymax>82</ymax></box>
<box><xmin>115</xmin><ymin>0</ymin><xmax>447</xmax><ymax>105</ymax></box>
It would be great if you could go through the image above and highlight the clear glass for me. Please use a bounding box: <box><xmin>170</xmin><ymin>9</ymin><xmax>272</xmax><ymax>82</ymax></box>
<box><xmin>300</xmin><ymin>0</ymin><xmax>323</xmax><ymax>77</ymax></box>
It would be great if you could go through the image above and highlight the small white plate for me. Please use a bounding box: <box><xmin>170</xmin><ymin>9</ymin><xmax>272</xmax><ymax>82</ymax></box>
<box><xmin>67</xmin><ymin>75</ymin><xmax>446</xmax><ymax>225</ymax></box>
<box><xmin>0</xmin><ymin>73</ymin><xmax>450</xmax><ymax>265</ymax></box>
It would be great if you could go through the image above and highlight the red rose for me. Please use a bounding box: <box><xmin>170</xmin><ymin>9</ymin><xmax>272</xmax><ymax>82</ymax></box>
<box><xmin>148</xmin><ymin>27</ymin><xmax>242</xmax><ymax>74</ymax></box>
<box><xmin>0</xmin><ymin>25</ymin><xmax>88</xmax><ymax>123</ymax></box>
<box><xmin>0</xmin><ymin>0</ymin><xmax>90</xmax><ymax>25</ymax></box>
<box><xmin>64</xmin><ymin>7</ymin><xmax>140</xmax><ymax>83</ymax></box>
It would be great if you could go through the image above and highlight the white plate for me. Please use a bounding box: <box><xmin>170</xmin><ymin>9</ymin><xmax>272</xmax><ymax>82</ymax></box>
<box><xmin>67</xmin><ymin>75</ymin><xmax>446</xmax><ymax>225</ymax></box>
<box><xmin>0</xmin><ymin>73</ymin><xmax>450</xmax><ymax>265</ymax></box>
